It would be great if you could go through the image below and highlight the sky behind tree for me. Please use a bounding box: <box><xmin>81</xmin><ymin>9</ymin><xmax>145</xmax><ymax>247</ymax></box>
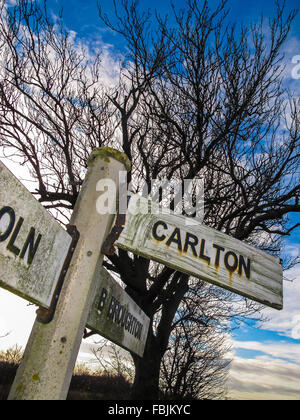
<box><xmin>0</xmin><ymin>0</ymin><xmax>299</xmax><ymax>400</ymax></box>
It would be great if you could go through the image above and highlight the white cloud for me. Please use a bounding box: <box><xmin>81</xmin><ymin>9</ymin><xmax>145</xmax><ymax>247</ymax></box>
<box><xmin>228</xmin><ymin>355</ymin><xmax>300</xmax><ymax>400</ymax></box>
<box><xmin>233</xmin><ymin>340</ymin><xmax>300</xmax><ymax>364</ymax></box>
<box><xmin>5</xmin><ymin>0</ymin><xmax>18</xmax><ymax>6</ymax></box>
<box><xmin>284</xmin><ymin>244</ymin><xmax>300</xmax><ymax>259</ymax></box>
<box><xmin>261</xmin><ymin>264</ymin><xmax>300</xmax><ymax>339</ymax></box>
<box><xmin>281</xmin><ymin>36</ymin><xmax>300</xmax><ymax>87</ymax></box>
<box><xmin>227</xmin><ymin>339</ymin><xmax>300</xmax><ymax>399</ymax></box>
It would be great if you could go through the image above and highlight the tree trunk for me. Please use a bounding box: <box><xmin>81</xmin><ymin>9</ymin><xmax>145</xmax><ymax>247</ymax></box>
<box><xmin>130</xmin><ymin>273</ymin><xmax>189</xmax><ymax>400</ymax></box>
<box><xmin>131</xmin><ymin>333</ymin><xmax>162</xmax><ymax>400</ymax></box>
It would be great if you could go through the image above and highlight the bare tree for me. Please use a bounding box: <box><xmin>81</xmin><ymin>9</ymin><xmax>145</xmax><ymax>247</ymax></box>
<box><xmin>0</xmin><ymin>344</ymin><xmax>23</xmax><ymax>365</ymax></box>
<box><xmin>99</xmin><ymin>0</ymin><xmax>299</xmax><ymax>399</ymax></box>
<box><xmin>0</xmin><ymin>0</ymin><xmax>116</xmax><ymax>221</ymax></box>
<box><xmin>92</xmin><ymin>339</ymin><xmax>135</xmax><ymax>382</ymax></box>
<box><xmin>161</xmin><ymin>323</ymin><xmax>230</xmax><ymax>400</ymax></box>
<box><xmin>160</xmin><ymin>278</ymin><xmax>232</xmax><ymax>400</ymax></box>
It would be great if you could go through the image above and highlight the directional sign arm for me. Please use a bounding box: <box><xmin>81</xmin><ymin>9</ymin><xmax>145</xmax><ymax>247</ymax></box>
<box><xmin>0</xmin><ymin>160</ymin><xmax>73</xmax><ymax>308</ymax></box>
<box><xmin>116</xmin><ymin>195</ymin><xmax>283</xmax><ymax>310</ymax></box>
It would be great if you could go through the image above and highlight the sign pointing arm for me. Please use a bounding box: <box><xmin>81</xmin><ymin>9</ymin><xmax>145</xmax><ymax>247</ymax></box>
<box><xmin>116</xmin><ymin>195</ymin><xmax>283</xmax><ymax>310</ymax></box>
<box><xmin>0</xmin><ymin>161</ymin><xmax>73</xmax><ymax>309</ymax></box>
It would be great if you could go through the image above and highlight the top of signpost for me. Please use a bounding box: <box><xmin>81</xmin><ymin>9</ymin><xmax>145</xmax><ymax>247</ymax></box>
<box><xmin>87</xmin><ymin>147</ymin><xmax>131</xmax><ymax>172</ymax></box>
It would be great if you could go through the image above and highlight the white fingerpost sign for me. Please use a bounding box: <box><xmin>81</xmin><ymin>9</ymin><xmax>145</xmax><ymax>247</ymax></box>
<box><xmin>0</xmin><ymin>161</ymin><xmax>72</xmax><ymax>308</ymax></box>
<box><xmin>3</xmin><ymin>147</ymin><xmax>284</xmax><ymax>401</ymax></box>
<box><xmin>116</xmin><ymin>195</ymin><xmax>283</xmax><ymax>310</ymax></box>
<box><xmin>87</xmin><ymin>266</ymin><xmax>150</xmax><ymax>358</ymax></box>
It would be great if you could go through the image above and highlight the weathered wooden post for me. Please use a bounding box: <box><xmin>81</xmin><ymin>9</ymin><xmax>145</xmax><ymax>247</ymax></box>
<box><xmin>8</xmin><ymin>147</ymin><xmax>131</xmax><ymax>400</ymax></box>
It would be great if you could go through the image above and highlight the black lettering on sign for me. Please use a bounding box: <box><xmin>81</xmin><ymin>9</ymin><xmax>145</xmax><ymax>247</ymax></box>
<box><xmin>130</xmin><ymin>317</ymin><xmax>136</xmax><ymax>335</ymax></box>
<box><xmin>97</xmin><ymin>288</ymin><xmax>108</xmax><ymax>312</ymax></box>
<box><xmin>20</xmin><ymin>227</ymin><xmax>42</xmax><ymax>265</ymax></box>
<box><xmin>105</xmin><ymin>294</ymin><xmax>144</xmax><ymax>341</ymax></box>
<box><xmin>183</xmin><ymin>232</ymin><xmax>198</xmax><ymax>257</ymax></box>
<box><xmin>213</xmin><ymin>244</ymin><xmax>225</xmax><ymax>267</ymax></box>
<box><xmin>107</xmin><ymin>296</ymin><xmax>116</xmax><ymax>319</ymax></box>
<box><xmin>0</xmin><ymin>206</ymin><xmax>15</xmax><ymax>242</ymax></box>
<box><xmin>117</xmin><ymin>305</ymin><xmax>125</xmax><ymax>324</ymax></box>
<box><xmin>166</xmin><ymin>227</ymin><xmax>182</xmax><ymax>252</ymax></box>
<box><xmin>199</xmin><ymin>239</ymin><xmax>210</xmax><ymax>264</ymax></box>
<box><xmin>7</xmin><ymin>217</ymin><xmax>24</xmax><ymax>256</ymax></box>
<box><xmin>125</xmin><ymin>313</ymin><xmax>132</xmax><ymax>331</ymax></box>
<box><xmin>112</xmin><ymin>299</ymin><xmax>120</xmax><ymax>324</ymax></box>
<box><xmin>0</xmin><ymin>206</ymin><xmax>42</xmax><ymax>265</ymax></box>
<box><xmin>151</xmin><ymin>221</ymin><xmax>253</xmax><ymax>280</ymax></box>
<box><xmin>239</xmin><ymin>255</ymin><xmax>251</xmax><ymax>279</ymax></box>
<box><xmin>120</xmin><ymin>308</ymin><xmax>129</xmax><ymax>328</ymax></box>
<box><xmin>152</xmin><ymin>221</ymin><xmax>167</xmax><ymax>242</ymax></box>
<box><xmin>224</xmin><ymin>251</ymin><xmax>238</xmax><ymax>273</ymax></box>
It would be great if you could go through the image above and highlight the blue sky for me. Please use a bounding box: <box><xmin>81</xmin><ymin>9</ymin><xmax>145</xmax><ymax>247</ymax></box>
<box><xmin>46</xmin><ymin>0</ymin><xmax>300</xmax><ymax>52</ymax></box>
<box><xmin>0</xmin><ymin>0</ymin><xmax>300</xmax><ymax>400</ymax></box>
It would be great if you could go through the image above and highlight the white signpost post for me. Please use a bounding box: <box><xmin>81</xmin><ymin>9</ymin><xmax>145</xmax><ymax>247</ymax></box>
<box><xmin>116</xmin><ymin>194</ymin><xmax>283</xmax><ymax>310</ymax></box>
